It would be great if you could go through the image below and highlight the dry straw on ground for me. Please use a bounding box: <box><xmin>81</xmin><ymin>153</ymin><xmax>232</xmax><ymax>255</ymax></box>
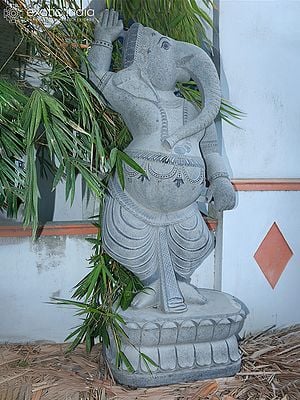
<box><xmin>0</xmin><ymin>325</ymin><xmax>299</xmax><ymax>399</ymax></box>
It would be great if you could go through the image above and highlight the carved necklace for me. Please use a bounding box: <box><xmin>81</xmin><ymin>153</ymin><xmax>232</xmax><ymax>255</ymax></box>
<box><xmin>158</xmin><ymin>97</ymin><xmax>188</xmax><ymax>143</ymax></box>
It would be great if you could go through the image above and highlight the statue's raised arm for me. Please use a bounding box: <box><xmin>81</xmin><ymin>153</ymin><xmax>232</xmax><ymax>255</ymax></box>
<box><xmin>87</xmin><ymin>9</ymin><xmax>123</xmax><ymax>84</ymax></box>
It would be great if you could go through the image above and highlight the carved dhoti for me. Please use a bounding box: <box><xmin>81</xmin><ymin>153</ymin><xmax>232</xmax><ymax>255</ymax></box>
<box><xmin>102</xmin><ymin>151</ymin><xmax>214</xmax><ymax>311</ymax></box>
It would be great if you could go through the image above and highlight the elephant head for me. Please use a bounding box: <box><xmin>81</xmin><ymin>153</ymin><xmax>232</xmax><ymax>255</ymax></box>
<box><xmin>122</xmin><ymin>23</ymin><xmax>221</xmax><ymax>148</ymax></box>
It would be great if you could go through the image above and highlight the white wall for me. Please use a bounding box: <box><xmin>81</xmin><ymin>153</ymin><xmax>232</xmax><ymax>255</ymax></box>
<box><xmin>222</xmin><ymin>191</ymin><xmax>300</xmax><ymax>334</ymax></box>
<box><xmin>219</xmin><ymin>0</ymin><xmax>300</xmax><ymax>333</ymax></box>
<box><xmin>0</xmin><ymin>235</ymin><xmax>91</xmax><ymax>342</ymax></box>
<box><xmin>220</xmin><ymin>0</ymin><xmax>300</xmax><ymax>179</ymax></box>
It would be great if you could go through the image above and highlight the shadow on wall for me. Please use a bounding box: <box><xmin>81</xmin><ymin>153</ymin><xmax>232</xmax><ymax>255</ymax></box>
<box><xmin>212</xmin><ymin>1</ymin><xmax>237</xmax><ymax>182</ymax></box>
<box><xmin>212</xmin><ymin>0</ymin><xmax>240</xmax><ymax>208</ymax></box>
<box><xmin>218</xmin><ymin>58</ymin><xmax>240</xmax><ymax>208</ymax></box>
<box><xmin>36</xmin><ymin>147</ymin><xmax>56</xmax><ymax>223</ymax></box>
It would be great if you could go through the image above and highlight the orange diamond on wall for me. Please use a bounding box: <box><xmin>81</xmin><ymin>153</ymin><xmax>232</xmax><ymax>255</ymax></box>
<box><xmin>254</xmin><ymin>222</ymin><xmax>293</xmax><ymax>289</ymax></box>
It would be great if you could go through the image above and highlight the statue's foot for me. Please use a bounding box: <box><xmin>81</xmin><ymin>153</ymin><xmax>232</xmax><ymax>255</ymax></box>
<box><xmin>131</xmin><ymin>281</ymin><xmax>159</xmax><ymax>309</ymax></box>
<box><xmin>178</xmin><ymin>281</ymin><xmax>207</xmax><ymax>305</ymax></box>
<box><xmin>167</xmin><ymin>297</ymin><xmax>187</xmax><ymax>313</ymax></box>
<box><xmin>131</xmin><ymin>280</ymin><xmax>187</xmax><ymax>312</ymax></box>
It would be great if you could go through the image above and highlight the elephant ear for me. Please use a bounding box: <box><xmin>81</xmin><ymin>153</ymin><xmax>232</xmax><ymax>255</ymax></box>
<box><xmin>165</xmin><ymin>43</ymin><xmax>221</xmax><ymax>149</ymax></box>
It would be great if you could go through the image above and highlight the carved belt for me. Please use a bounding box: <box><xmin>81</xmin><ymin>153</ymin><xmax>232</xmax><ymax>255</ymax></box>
<box><xmin>124</xmin><ymin>149</ymin><xmax>205</xmax><ymax>187</ymax></box>
<box><xmin>126</xmin><ymin>149</ymin><xmax>204</xmax><ymax>167</ymax></box>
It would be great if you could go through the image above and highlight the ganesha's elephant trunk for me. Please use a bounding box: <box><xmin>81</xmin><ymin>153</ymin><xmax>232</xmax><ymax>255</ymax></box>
<box><xmin>164</xmin><ymin>42</ymin><xmax>221</xmax><ymax>149</ymax></box>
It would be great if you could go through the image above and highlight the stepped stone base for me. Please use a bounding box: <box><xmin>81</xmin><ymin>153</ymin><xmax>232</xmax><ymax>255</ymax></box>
<box><xmin>104</xmin><ymin>289</ymin><xmax>248</xmax><ymax>388</ymax></box>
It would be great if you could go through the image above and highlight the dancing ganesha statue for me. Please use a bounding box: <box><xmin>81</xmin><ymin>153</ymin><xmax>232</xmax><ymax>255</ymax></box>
<box><xmin>87</xmin><ymin>10</ymin><xmax>236</xmax><ymax>313</ymax></box>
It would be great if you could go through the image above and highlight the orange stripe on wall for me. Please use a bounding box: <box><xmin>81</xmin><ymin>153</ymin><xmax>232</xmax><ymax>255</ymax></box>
<box><xmin>232</xmin><ymin>179</ymin><xmax>300</xmax><ymax>191</ymax></box>
<box><xmin>0</xmin><ymin>218</ymin><xmax>218</xmax><ymax>238</ymax></box>
<box><xmin>0</xmin><ymin>223</ymin><xmax>98</xmax><ymax>238</ymax></box>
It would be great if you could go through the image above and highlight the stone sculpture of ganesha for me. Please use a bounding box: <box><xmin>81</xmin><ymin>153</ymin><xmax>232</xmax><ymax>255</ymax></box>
<box><xmin>87</xmin><ymin>9</ymin><xmax>236</xmax><ymax>313</ymax></box>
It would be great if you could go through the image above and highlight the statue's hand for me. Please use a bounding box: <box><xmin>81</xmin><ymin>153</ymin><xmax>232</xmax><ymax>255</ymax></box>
<box><xmin>94</xmin><ymin>9</ymin><xmax>123</xmax><ymax>42</ymax></box>
<box><xmin>208</xmin><ymin>177</ymin><xmax>236</xmax><ymax>212</ymax></box>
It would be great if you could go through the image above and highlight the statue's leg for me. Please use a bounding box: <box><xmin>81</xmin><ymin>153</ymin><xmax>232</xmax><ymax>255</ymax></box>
<box><xmin>102</xmin><ymin>193</ymin><xmax>157</xmax><ymax>280</ymax></box>
<box><xmin>167</xmin><ymin>209</ymin><xmax>214</xmax><ymax>304</ymax></box>
<box><xmin>102</xmin><ymin>192</ymin><xmax>188</xmax><ymax>311</ymax></box>
<box><xmin>131</xmin><ymin>225</ymin><xmax>187</xmax><ymax>312</ymax></box>
<box><xmin>130</xmin><ymin>209</ymin><xmax>213</xmax><ymax>311</ymax></box>
<box><xmin>102</xmin><ymin>192</ymin><xmax>161</xmax><ymax>308</ymax></box>
<box><xmin>102</xmin><ymin>189</ymin><xmax>213</xmax><ymax>311</ymax></box>
<box><xmin>157</xmin><ymin>226</ymin><xmax>187</xmax><ymax>313</ymax></box>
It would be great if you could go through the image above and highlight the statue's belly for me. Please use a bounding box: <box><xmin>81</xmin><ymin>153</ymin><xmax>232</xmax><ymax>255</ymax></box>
<box><xmin>123</xmin><ymin>150</ymin><xmax>205</xmax><ymax>212</ymax></box>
